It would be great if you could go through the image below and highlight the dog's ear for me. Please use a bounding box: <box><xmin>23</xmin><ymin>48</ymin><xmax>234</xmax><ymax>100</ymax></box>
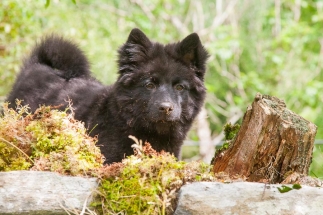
<box><xmin>177</xmin><ymin>33</ymin><xmax>209</xmax><ymax>78</ymax></box>
<box><xmin>118</xmin><ymin>28</ymin><xmax>152</xmax><ymax>75</ymax></box>
<box><xmin>126</xmin><ymin>28</ymin><xmax>152</xmax><ymax>49</ymax></box>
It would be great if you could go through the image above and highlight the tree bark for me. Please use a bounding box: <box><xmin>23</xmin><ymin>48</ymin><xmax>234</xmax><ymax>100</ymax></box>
<box><xmin>212</xmin><ymin>93</ymin><xmax>317</xmax><ymax>183</ymax></box>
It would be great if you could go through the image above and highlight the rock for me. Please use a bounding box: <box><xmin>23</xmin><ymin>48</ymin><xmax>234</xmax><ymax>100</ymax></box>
<box><xmin>174</xmin><ymin>182</ymin><xmax>323</xmax><ymax>215</ymax></box>
<box><xmin>0</xmin><ymin>171</ymin><xmax>98</xmax><ymax>215</ymax></box>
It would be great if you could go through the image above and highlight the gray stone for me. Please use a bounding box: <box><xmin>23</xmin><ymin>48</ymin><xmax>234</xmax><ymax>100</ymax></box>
<box><xmin>0</xmin><ymin>171</ymin><xmax>98</xmax><ymax>214</ymax></box>
<box><xmin>174</xmin><ymin>182</ymin><xmax>323</xmax><ymax>215</ymax></box>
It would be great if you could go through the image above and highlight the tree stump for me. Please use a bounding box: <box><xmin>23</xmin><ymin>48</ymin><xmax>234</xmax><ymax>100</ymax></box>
<box><xmin>212</xmin><ymin>93</ymin><xmax>317</xmax><ymax>183</ymax></box>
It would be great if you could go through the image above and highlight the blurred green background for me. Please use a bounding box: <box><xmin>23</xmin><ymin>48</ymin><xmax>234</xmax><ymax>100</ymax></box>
<box><xmin>1</xmin><ymin>0</ymin><xmax>323</xmax><ymax>177</ymax></box>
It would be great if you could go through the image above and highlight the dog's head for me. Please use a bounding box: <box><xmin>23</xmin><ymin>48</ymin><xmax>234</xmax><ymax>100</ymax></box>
<box><xmin>116</xmin><ymin>28</ymin><xmax>209</xmax><ymax>134</ymax></box>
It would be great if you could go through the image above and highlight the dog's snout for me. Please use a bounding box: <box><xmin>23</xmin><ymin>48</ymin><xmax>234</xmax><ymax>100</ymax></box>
<box><xmin>159</xmin><ymin>102</ymin><xmax>174</xmax><ymax>114</ymax></box>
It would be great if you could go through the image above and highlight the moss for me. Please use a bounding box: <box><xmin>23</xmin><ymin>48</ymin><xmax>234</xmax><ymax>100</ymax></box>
<box><xmin>0</xmin><ymin>101</ymin><xmax>103</xmax><ymax>175</ymax></box>
<box><xmin>211</xmin><ymin>123</ymin><xmax>240</xmax><ymax>165</ymax></box>
<box><xmin>0</xmin><ymin>102</ymin><xmax>33</xmax><ymax>171</ymax></box>
<box><xmin>94</xmin><ymin>137</ymin><xmax>215</xmax><ymax>215</ymax></box>
<box><xmin>0</xmin><ymin>142</ymin><xmax>31</xmax><ymax>171</ymax></box>
<box><xmin>224</xmin><ymin>122</ymin><xmax>240</xmax><ymax>141</ymax></box>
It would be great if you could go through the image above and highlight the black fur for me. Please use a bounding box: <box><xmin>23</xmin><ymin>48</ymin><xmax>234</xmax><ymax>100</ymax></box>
<box><xmin>6</xmin><ymin>29</ymin><xmax>209</xmax><ymax>164</ymax></box>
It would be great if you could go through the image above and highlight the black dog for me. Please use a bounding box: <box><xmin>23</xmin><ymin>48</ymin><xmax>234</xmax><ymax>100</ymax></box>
<box><xmin>6</xmin><ymin>28</ymin><xmax>209</xmax><ymax>164</ymax></box>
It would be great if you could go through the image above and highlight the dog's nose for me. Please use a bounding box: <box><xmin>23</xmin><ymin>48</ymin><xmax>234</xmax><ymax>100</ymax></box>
<box><xmin>159</xmin><ymin>102</ymin><xmax>174</xmax><ymax>114</ymax></box>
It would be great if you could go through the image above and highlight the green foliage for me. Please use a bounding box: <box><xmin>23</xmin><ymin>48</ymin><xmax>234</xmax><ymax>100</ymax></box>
<box><xmin>94</xmin><ymin>139</ymin><xmax>214</xmax><ymax>214</ymax></box>
<box><xmin>277</xmin><ymin>184</ymin><xmax>302</xmax><ymax>193</ymax></box>
<box><xmin>277</xmin><ymin>185</ymin><xmax>293</xmax><ymax>193</ymax></box>
<box><xmin>292</xmin><ymin>183</ymin><xmax>302</xmax><ymax>190</ymax></box>
<box><xmin>309</xmin><ymin>145</ymin><xmax>323</xmax><ymax>178</ymax></box>
<box><xmin>211</xmin><ymin>123</ymin><xmax>240</xmax><ymax>164</ymax></box>
<box><xmin>224</xmin><ymin>123</ymin><xmax>240</xmax><ymax>141</ymax></box>
<box><xmin>45</xmin><ymin>0</ymin><xmax>76</xmax><ymax>8</ymax></box>
<box><xmin>0</xmin><ymin>102</ymin><xmax>103</xmax><ymax>175</ymax></box>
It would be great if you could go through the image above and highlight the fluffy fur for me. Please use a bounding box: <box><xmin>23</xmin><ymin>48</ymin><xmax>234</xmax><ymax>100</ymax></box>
<box><xmin>6</xmin><ymin>28</ymin><xmax>209</xmax><ymax>164</ymax></box>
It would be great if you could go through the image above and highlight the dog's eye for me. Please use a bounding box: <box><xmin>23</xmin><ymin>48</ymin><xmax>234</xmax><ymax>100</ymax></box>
<box><xmin>175</xmin><ymin>84</ymin><xmax>184</xmax><ymax>91</ymax></box>
<box><xmin>145</xmin><ymin>82</ymin><xmax>156</xmax><ymax>90</ymax></box>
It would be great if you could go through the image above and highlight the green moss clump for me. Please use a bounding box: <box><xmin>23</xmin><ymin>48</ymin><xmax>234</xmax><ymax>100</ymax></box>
<box><xmin>94</xmin><ymin>137</ymin><xmax>214</xmax><ymax>215</ymax></box>
<box><xmin>211</xmin><ymin>123</ymin><xmax>241</xmax><ymax>165</ymax></box>
<box><xmin>0</xmin><ymin>101</ymin><xmax>103</xmax><ymax>175</ymax></box>
<box><xmin>0</xmin><ymin>141</ymin><xmax>32</xmax><ymax>171</ymax></box>
<box><xmin>224</xmin><ymin>122</ymin><xmax>240</xmax><ymax>141</ymax></box>
<box><xmin>0</xmin><ymin>102</ymin><xmax>33</xmax><ymax>171</ymax></box>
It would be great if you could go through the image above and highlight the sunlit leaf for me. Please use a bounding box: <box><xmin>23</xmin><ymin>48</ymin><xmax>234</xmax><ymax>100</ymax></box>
<box><xmin>292</xmin><ymin>184</ymin><xmax>302</xmax><ymax>190</ymax></box>
<box><xmin>277</xmin><ymin>185</ymin><xmax>293</xmax><ymax>193</ymax></box>
<box><xmin>45</xmin><ymin>0</ymin><xmax>50</xmax><ymax>8</ymax></box>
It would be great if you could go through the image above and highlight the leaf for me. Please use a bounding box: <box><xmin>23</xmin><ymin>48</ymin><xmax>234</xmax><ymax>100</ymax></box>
<box><xmin>277</xmin><ymin>185</ymin><xmax>293</xmax><ymax>193</ymax></box>
<box><xmin>45</xmin><ymin>0</ymin><xmax>76</xmax><ymax>7</ymax></box>
<box><xmin>292</xmin><ymin>184</ymin><xmax>302</xmax><ymax>190</ymax></box>
<box><xmin>45</xmin><ymin>0</ymin><xmax>50</xmax><ymax>8</ymax></box>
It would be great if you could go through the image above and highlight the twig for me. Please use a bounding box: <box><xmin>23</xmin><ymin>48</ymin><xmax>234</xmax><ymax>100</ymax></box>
<box><xmin>0</xmin><ymin>137</ymin><xmax>34</xmax><ymax>164</ymax></box>
<box><xmin>80</xmin><ymin>196</ymin><xmax>89</xmax><ymax>215</ymax></box>
<box><xmin>261</xmin><ymin>182</ymin><xmax>268</xmax><ymax>200</ymax></box>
